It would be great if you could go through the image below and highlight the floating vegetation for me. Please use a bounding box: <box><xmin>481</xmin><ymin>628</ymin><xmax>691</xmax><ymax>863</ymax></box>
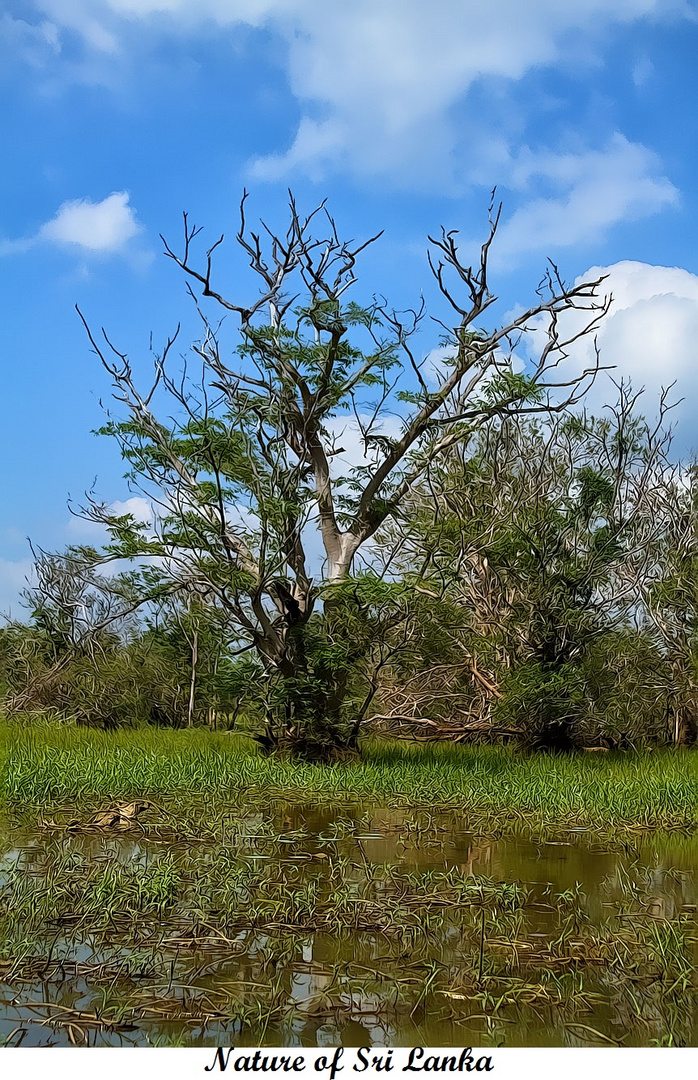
<box><xmin>1</xmin><ymin>794</ymin><xmax>698</xmax><ymax>1047</ymax></box>
<box><xmin>2</xmin><ymin>727</ymin><xmax>698</xmax><ymax>1046</ymax></box>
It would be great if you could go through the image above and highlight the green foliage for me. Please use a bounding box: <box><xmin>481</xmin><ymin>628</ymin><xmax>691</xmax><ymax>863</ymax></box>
<box><xmin>494</xmin><ymin>662</ymin><xmax>589</xmax><ymax>750</ymax></box>
<box><xmin>54</xmin><ymin>200</ymin><xmax>617</xmax><ymax>761</ymax></box>
<box><xmin>1</xmin><ymin>589</ymin><xmax>239</xmax><ymax>730</ymax></box>
<box><xmin>251</xmin><ymin>573</ymin><xmax>413</xmax><ymax>760</ymax></box>
<box><xmin>6</xmin><ymin>390</ymin><xmax>692</xmax><ymax>754</ymax></box>
<box><xmin>9</xmin><ymin>204</ymin><xmax>694</xmax><ymax>758</ymax></box>
<box><xmin>378</xmin><ymin>399</ymin><xmax>682</xmax><ymax>750</ymax></box>
<box><xmin>475</xmin><ymin>368</ymin><xmax>545</xmax><ymax>410</ymax></box>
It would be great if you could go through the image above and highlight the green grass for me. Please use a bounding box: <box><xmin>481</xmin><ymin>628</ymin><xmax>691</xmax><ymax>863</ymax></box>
<box><xmin>2</xmin><ymin>720</ymin><xmax>698</xmax><ymax>1046</ymax></box>
<box><xmin>3</xmin><ymin>721</ymin><xmax>698</xmax><ymax>833</ymax></box>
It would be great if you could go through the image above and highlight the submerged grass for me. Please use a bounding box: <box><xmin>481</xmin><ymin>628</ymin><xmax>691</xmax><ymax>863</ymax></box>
<box><xmin>3</xmin><ymin>722</ymin><xmax>698</xmax><ymax>833</ymax></box>
<box><xmin>1</xmin><ymin>812</ymin><xmax>696</xmax><ymax>1047</ymax></box>
<box><xmin>2</xmin><ymin>721</ymin><xmax>698</xmax><ymax>1046</ymax></box>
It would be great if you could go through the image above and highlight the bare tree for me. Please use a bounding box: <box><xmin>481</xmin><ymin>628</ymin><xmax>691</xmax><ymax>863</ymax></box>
<box><xmin>75</xmin><ymin>193</ymin><xmax>609</xmax><ymax>760</ymax></box>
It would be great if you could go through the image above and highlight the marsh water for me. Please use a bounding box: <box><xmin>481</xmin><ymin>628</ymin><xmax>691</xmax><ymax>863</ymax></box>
<box><xmin>1</xmin><ymin>801</ymin><xmax>697</xmax><ymax>1047</ymax></box>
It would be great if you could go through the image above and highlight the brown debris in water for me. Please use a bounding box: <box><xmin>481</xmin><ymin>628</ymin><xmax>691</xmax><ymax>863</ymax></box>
<box><xmin>40</xmin><ymin>799</ymin><xmax>158</xmax><ymax>832</ymax></box>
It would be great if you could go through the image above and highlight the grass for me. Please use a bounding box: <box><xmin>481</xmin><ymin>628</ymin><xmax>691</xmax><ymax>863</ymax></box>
<box><xmin>2</xmin><ymin>721</ymin><xmax>698</xmax><ymax>1046</ymax></box>
<box><xmin>3</xmin><ymin>721</ymin><xmax>698</xmax><ymax>833</ymax></box>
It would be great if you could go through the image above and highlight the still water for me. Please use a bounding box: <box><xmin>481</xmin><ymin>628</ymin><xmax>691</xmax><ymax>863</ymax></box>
<box><xmin>1</xmin><ymin>802</ymin><xmax>696</xmax><ymax>1047</ymax></box>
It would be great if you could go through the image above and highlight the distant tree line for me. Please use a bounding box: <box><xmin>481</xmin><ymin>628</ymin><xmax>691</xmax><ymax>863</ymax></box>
<box><xmin>1</xmin><ymin>196</ymin><xmax>696</xmax><ymax>757</ymax></box>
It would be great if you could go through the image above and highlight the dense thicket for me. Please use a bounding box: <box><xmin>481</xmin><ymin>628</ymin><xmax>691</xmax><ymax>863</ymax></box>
<box><xmin>371</xmin><ymin>390</ymin><xmax>693</xmax><ymax>749</ymax></box>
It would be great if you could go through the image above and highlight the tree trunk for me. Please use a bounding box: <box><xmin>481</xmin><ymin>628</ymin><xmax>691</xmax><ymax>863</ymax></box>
<box><xmin>674</xmin><ymin>703</ymin><xmax>698</xmax><ymax>747</ymax></box>
<box><xmin>187</xmin><ymin>630</ymin><xmax>198</xmax><ymax>728</ymax></box>
<box><xmin>253</xmin><ymin>591</ymin><xmax>360</xmax><ymax>762</ymax></box>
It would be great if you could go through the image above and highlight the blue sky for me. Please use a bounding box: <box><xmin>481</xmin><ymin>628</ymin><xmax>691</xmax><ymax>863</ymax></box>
<box><xmin>2</xmin><ymin>0</ymin><xmax>698</xmax><ymax>613</ymax></box>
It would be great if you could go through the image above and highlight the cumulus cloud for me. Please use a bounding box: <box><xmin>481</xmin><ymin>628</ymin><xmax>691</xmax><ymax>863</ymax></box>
<box><xmin>0</xmin><ymin>191</ymin><xmax>143</xmax><ymax>257</ymax></box>
<box><xmin>246</xmin><ymin>0</ymin><xmax>678</xmax><ymax>184</ymax></box>
<box><xmin>39</xmin><ymin>191</ymin><xmax>141</xmax><ymax>251</ymax></box>
<box><xmin>525</xmin><ymin>261</ymin><xmax>698</xmax><ymax>452</ymax></box>
<box><xmin>8</xmin><ymin>1</ymin><xmax>683</xmax><ymax>271</ymax></box>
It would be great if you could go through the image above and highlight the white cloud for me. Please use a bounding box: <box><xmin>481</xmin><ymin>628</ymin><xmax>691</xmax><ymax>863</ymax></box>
<box><xmin>422</xmin><ymin>347</ymin><xmax>457</xmax><ymax>390</ymax></box>
<box><xmin>244</xmin><ymin>0</ymin><xmax>690</xmax><ymax>183</ymax></box>
<box><xmin>0</xmin><ymin>191</ymin><xmax>143</xmax><ymax>258</ymax></box>
<box><xmin>0</xmin><ymin>12</ymin><xmax>61</xmax><ymax>67</ymax></box>
<box><xmin>38</xmin><ymin>191</ymin><xmax>141</xmax><ymax>252</ymax></box>
<box><xmin>33</xmin><ymin>0</ymin><xmax>119</xmax><ymax>51</ymax></box>
<box><xmin>492</xmin><ymin>135</ymin><xmax>678</xmax><ymax>265</ymax></box>
<box><xmin>527</xmin><ymin>261</ymin><xmax>698</xmax><ymax>452</ymax></box>
<box><xmin>66</xmin><ymin>496</ymin><xmax>155</xmax><ymax>542</ymax></box>
<box><xmin>24</xmin><ymin>0</ymin><xmax>694</xmax><ymax>190</ymax></box>
<box><xmin>324</xmin><ymin>413</ymin><xmax>405</xmax><ymax>483</ymax></box>
<box><xmin>250</xmin><ymin>117</ymin><xmax>346</xmax><ymax>184</ymax></box>
<box><xmin>111</xmin><ymin>496</ymin><xmax>154</xmax><ymax>522</ymax></box>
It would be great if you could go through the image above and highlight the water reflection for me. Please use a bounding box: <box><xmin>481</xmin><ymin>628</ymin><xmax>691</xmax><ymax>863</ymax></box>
<box><xmin>1</xmin><ymin>802</ymin><xmax>697</xmax><ymax>1047</ymax></box>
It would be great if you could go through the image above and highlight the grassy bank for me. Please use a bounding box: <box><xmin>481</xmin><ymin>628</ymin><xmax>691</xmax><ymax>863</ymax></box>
<box><xmin>3</xmin><ymin>721</ymin><xmax>698</xmax><ymax>833</ymax></box>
